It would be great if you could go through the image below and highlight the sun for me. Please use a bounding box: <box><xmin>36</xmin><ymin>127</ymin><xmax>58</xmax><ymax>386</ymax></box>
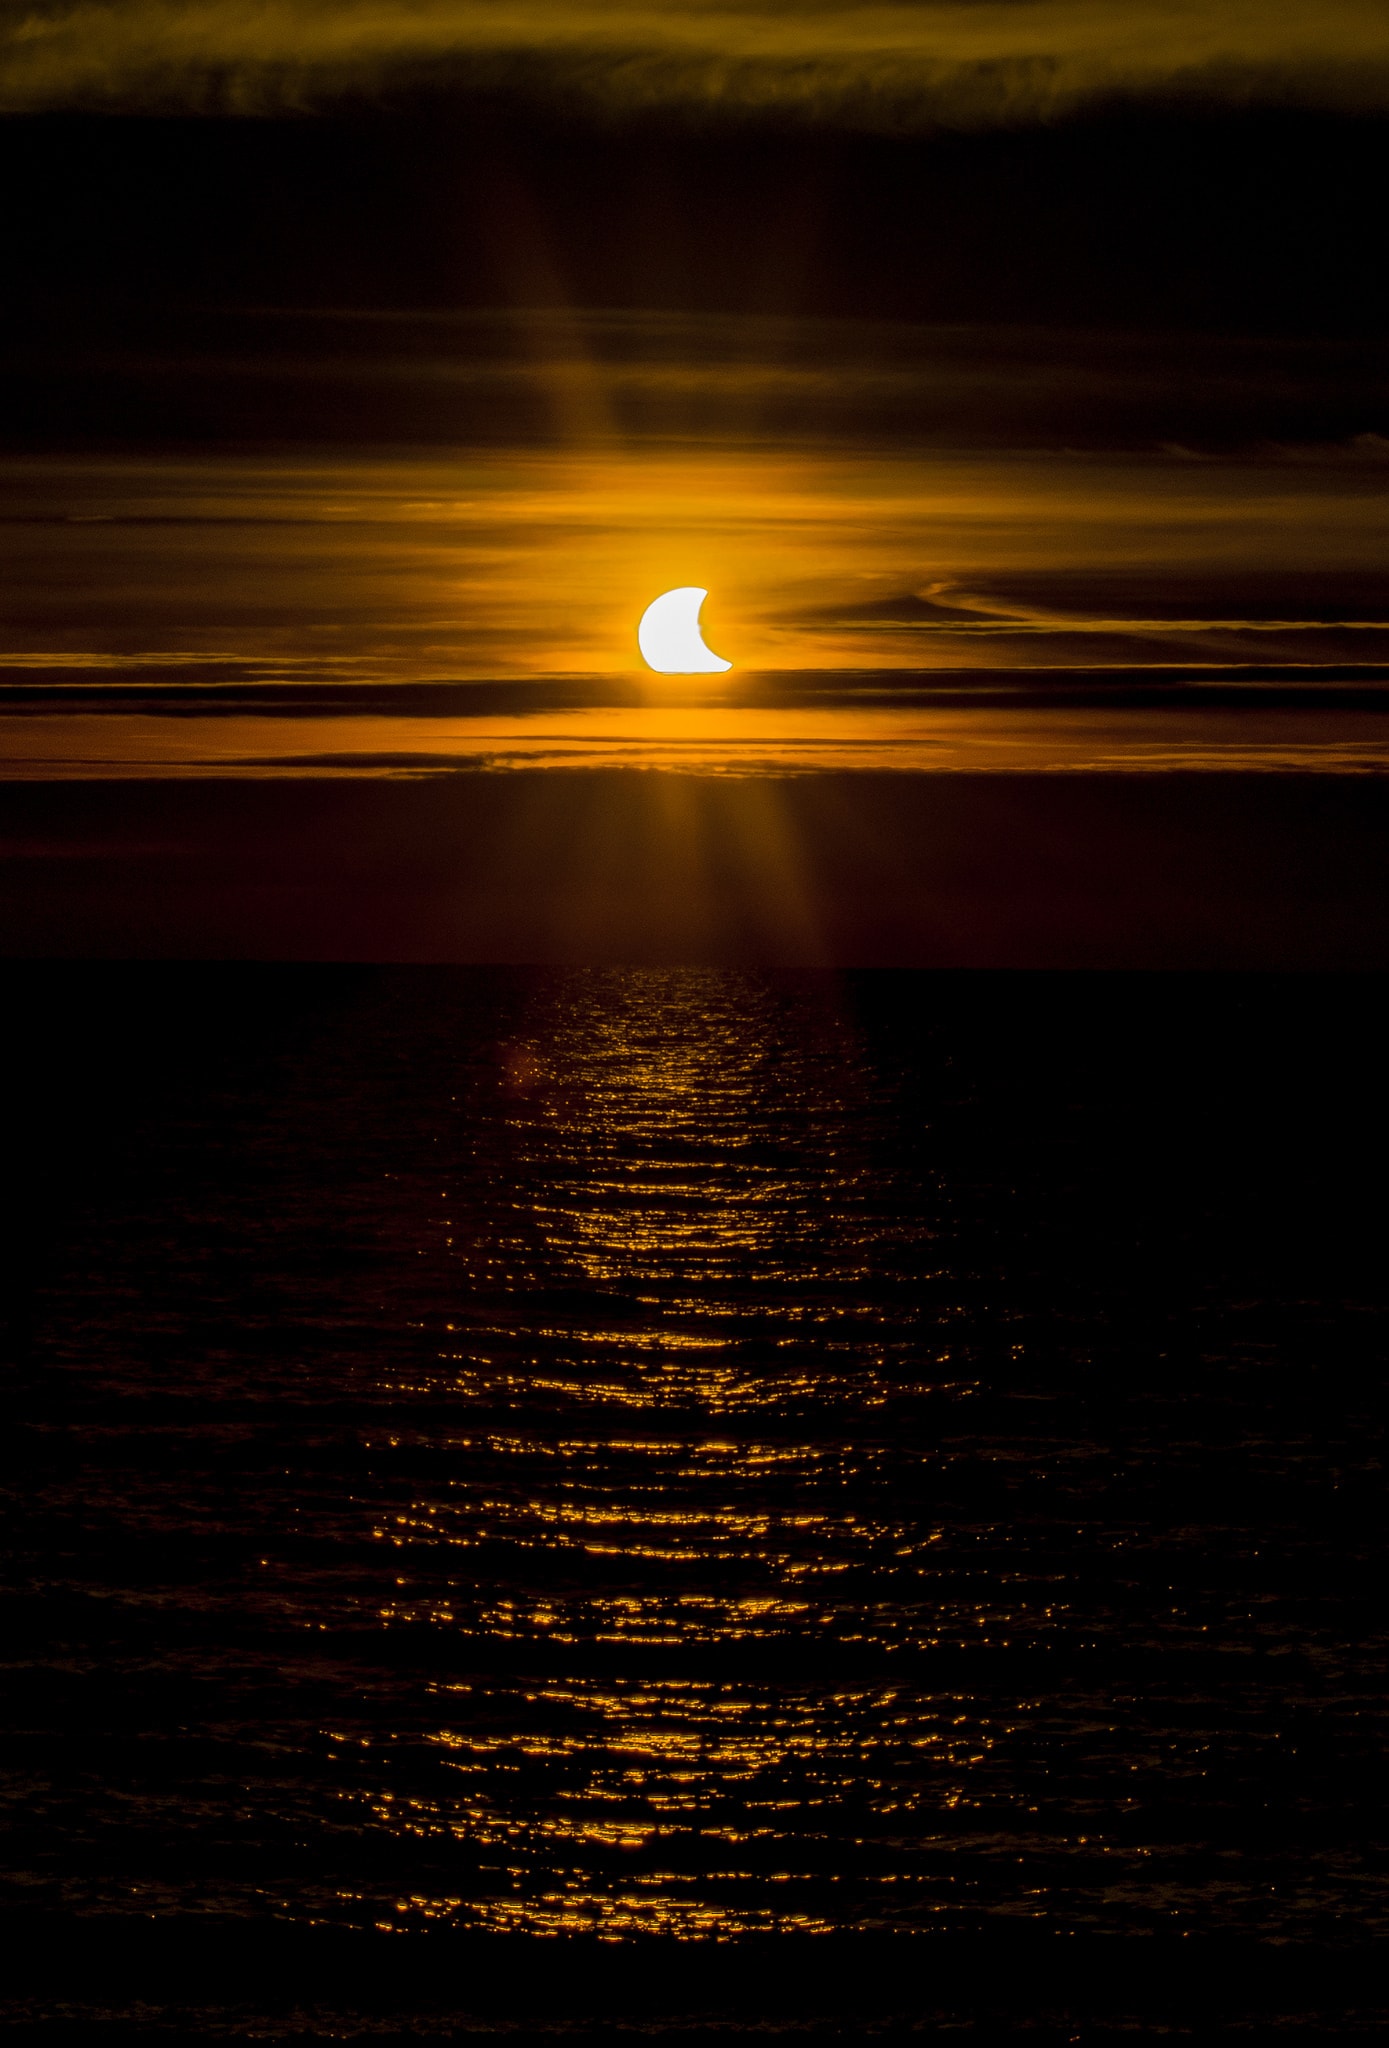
<box><xmin>637</xmin><ymin>587</ymin><xmax>732</xmax><ymax>674</ymax></box>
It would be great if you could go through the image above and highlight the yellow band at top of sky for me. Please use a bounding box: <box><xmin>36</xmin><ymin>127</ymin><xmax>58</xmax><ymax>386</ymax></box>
<box><xmin>5</xmin><ymin>1</ymin><xmax>1389</xmax><ymax>120</ymax></box>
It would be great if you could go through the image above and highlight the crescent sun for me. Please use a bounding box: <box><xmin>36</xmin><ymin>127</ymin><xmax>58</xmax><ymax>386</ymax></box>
<box><xmin>637</xmin><ymin>587</ymin><xmax>732</xmax><ymax>674</ymax></box>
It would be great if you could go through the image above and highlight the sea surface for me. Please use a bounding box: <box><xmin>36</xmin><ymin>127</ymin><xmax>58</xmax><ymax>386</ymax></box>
<box><xmin>2</xmin><ymin>966</ymin><xmax>1388</xmax><ymax>2029</ymax></box>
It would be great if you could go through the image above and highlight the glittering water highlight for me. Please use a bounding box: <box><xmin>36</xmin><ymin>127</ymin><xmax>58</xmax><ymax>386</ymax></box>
<box><xmin>3</xmin><ymin>966</ymin><xmax>1387</xmax><ymax>1943</ymax></box>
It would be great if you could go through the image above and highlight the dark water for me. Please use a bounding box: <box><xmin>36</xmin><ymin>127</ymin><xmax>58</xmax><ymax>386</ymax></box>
<box><xmin>2</xmin><ymin>967</ymin><xmax>1388</xmax><ymax>2029</ymax></box>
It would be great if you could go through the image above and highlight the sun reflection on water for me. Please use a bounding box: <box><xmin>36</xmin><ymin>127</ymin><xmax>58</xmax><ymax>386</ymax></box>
<box><xmin>319</xmin><ymin>969</ymin><xmax>1010</xmax><ymax>1936</ymax></box>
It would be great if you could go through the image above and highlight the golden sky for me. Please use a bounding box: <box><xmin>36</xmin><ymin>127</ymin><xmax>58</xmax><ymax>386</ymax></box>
<box><xmin>4</xmin><ymin>443</ymin><xmax>1389</xmax><ymax>681</ymax></box>
<box><xmin>3</xmin><ymin>439</ymin><xmax>1389</xmax><ymax>777</ymax></box>
<box><xmin>5</xmin><ymin>0</ymin><xmax>1389</xmax><ymax>119</ymax></box>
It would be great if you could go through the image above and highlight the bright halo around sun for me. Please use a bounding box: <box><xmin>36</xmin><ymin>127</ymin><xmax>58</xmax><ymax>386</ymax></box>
<box><xmin>637</xmin><ymin>586</ymin><xmax>732</xmax><ymax>674</ymax></box>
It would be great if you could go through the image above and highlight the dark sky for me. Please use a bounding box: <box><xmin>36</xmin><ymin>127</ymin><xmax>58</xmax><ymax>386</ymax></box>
<box><xmin>6</xmin><ymin>99</ymin><xmax>1389</xmax><ymax>367</ymax></box>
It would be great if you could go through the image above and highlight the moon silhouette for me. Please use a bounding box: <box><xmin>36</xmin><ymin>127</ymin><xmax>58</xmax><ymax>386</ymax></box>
<box><xmin>637</xmin><ymin>587</ymin><xmax>732</xmax><ymax>674</ymax></box>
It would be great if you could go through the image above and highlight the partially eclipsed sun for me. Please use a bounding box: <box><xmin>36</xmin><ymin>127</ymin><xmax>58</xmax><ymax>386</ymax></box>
<box><xmin>637</xmin><ymin>587</ymin><xmax>732</xmax><ymax>674</ymax></box>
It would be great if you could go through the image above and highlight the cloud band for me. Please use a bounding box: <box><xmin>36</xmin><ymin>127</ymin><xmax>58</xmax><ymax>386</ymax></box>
<box><xmin>4</xmin><ymin>1</ymin><xmax>1389</xmax><ymax>125</ymax></box>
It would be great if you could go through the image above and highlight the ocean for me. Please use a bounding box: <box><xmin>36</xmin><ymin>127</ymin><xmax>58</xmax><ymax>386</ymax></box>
<box><xmin>2</xmin><ymin>965</ymin><xmax>1387</xmax><ymax>2035</ymax></box>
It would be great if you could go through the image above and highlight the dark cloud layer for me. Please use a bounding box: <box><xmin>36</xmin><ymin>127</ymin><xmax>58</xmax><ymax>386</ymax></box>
<box><xmin>5</xmin><ymin>102</ymin><xmax>1385</xmax><ymax>343</ymax></box>
<box><xmin>4</xmin><ymin>310</ymin><xmax>1388</xmax><ymax>451</ymax></box>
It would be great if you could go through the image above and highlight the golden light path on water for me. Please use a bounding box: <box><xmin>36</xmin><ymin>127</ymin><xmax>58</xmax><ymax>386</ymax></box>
<box><xmin>328</xmin><ymin>972</ymin><xmax>1002</xmax><ymax>1936</ymax></box>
